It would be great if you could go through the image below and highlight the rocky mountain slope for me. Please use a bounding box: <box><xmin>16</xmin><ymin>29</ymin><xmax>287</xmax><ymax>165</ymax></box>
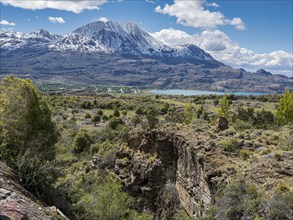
<box><xmin>0</xmin><ymin>20</ymin><xmax>292</xmax><ymax>92</ymax></box>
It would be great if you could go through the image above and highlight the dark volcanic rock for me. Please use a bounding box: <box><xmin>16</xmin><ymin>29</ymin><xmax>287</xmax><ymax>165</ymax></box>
<box><xmin>217</xmin><ymin>117</ymin><xmax>229</xmax><ymax>131</ymax></box>
<box><xmin>115</xmin><ymin>130</ymin><xmax>214</xmax><ymax>219</ymax></box>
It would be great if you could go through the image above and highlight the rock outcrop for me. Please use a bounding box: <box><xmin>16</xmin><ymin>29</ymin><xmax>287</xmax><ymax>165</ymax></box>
<box><xmin>108</xmin><ymin>130</ymin><xmax>214</xmax><ymax>219</ymax></box>
<box><xmin>0</xmin><ymin>162</ymin><xmax>67</xmax><ymax>220</ymax></box>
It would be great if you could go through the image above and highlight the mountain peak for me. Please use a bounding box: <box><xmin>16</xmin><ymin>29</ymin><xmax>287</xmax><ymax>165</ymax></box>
<box><xmin>1</xmin><ymin>20</ymin><xmax>222</xmax><ymax>67</ymax></box>
<box><xmin>30</xmin><ymin>29</ymin><xmax>61</xmax><ymax>40</ymax></box>
<box><xmin>256</xmin><ymin>69</ymin><xmax>272</xmax><ymax>75</ymax></box>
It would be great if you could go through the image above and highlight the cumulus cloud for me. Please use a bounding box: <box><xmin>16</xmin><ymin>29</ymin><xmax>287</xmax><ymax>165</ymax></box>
<box><xmin>206</xmin><ymin>2</ymin><xmax>219</xmax><ymax>7</ymax></box>
<box><xmin>48</xmin><ymin>16</ymin><xmax>65</xmax><ymax>24</ymax></box>
<box><xmin>0</xmin><ymin>20</ymin><xmax>16</xmax><ymax>26</ymax></box>
<box><xmin>155</xmin><ymin>0</ymin><xmax>245</xmax><ymax>30</ymax></box>
<box><xmin>151</xmin><ymin>28</ymin><xmax>293</xmax><ymax>75</ymax></box>
<box><xmin>97</xmin><ymin>17</ymin><xmax>109</xmax><ymax>22</ymax></box>
<box><xmin>1</xmin><ymin>0</ymin><xmax>108</xmax><ymax>13</ymax></box>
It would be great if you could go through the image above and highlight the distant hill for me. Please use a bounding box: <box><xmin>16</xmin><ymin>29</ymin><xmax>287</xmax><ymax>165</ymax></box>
<box><xmin>0</xmin><ymin>20</ymin><xmax>292</xmax><ymax>92</ymax></box>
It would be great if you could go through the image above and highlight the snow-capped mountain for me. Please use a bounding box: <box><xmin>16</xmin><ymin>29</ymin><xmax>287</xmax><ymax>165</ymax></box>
<box><xmin>1</xmin><ymin>20</ymin><xmax>292</xmax><ymax>93</ymax></box>
<box><xmin>0</xmin><ymin>20</ymin><xmax>220</xmax><ymax>65</ymax></box>
<box><xmin>0</xmin><ymin>29</ymin><xmax>61</xmax><ymax>50</ymax></box>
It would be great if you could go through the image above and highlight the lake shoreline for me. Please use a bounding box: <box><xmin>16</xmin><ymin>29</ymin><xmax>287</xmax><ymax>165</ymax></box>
<box><xmin>150</xmin><ymin>89</ymin><xmax>275</xmax><ymax>96</ymax></box>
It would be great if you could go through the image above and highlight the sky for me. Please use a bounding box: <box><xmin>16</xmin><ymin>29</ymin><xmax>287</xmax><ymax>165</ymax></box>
<box><xmin>0</xmin><ymin>0</ymin><xmax>292</xmax><ymax>76</ymax></box>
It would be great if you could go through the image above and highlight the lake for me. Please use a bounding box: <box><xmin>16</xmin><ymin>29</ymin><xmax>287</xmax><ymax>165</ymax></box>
<box><xmin>150</xmin><ymin>89</ymin><xmax>270</xmax><ymax>96</ymax></box>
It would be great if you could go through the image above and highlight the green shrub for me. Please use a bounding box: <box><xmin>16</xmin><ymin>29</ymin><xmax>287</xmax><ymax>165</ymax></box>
<box><xmin>92</xmin><ymin>115</ymin><xmax>101</xmax><ymax>126</ymax></box>
<box><xmin>15</xmin><ymin>152</ymin><xmax>57</xmax><ymax>199</ymax></box>
<box><xmin>72</xmin><ymin>131</ymin><xmax>91</xmax><ymax>154</ymax></box>
<box><xmin>277</xmin><ymin>88</ymin><xmax>293</xmax><ymax>125</ymax></box>
<box><xmin>221</xmin><ymin>138</ymin><xmax>239</xmax><ymax>153</ymax></box>
<box><xmin>108</xmin><ymin>117</ymin><xmax>125</xmax><ymax>130</ymax></box>
<box><xmin>85</xmin><ymin>112</ymin><xmax>92</xmax><ymax>119</ymax></box>
<box><xmin>97</xmin><ymin>109</ymin><xmax>103</xmax><ymax>116</ymax></box>
<box><xmin>234</xmin><ymin>119</ymin><xmax>253</xmax><ymax>130</ymax></box>
<box><xmin>0</xmin><ymin>75</ymin><xmax>58</xmax><ymax>165</ymax></box>
<box><xmin>146</xmin><ymin>107</ymin><xmax>159</xmax><ymax>129</ymax></box>
<box><xmin>113</xmin><ymin>109</ymin><xmax>120</xmax><ymax>117</ymax></box>
<box><xmin>131</xmin><ymin>115</ymin><xmax>142</xmax><ymax>127</ymax></box>
<box><xmin>213</xmin><ymin>181</ymin><xmax>263</xmax><ymax>220</ymax></box>
<box><xmin>265</xmin><ymin>191</ymin><xmax>293</xmax><ymax>220</ymax></box>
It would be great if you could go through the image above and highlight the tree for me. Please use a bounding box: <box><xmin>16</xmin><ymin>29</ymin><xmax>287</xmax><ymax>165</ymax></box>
<box><xmin>85</xmin><ymin>112</ymin><xmax>92</xmax><ymax>119</ymax></box>
<box><xmin>166</xmin><ymin>106</ymin><xmax>184</xmax><ymax>123</ymax></box>
<box><xmin>218</xmin><ymin>94</ymin><xmax>231</xmax><ymax>118</ymax></box>
<box><xmin>0</xmin><ymin>75</ymin><xmax>57</xmax><ymax>164</ymax></box>
<box><xmin>184</xmin><ymin>102</ymin><xmax>194</xmax><ymax>125</ymax></box>
<box><xmin>92</xmin><ymin>115</ymin><xmax>101</xmax><ymax>126</ymax></box>
<box><xmin>160</xmin><ymin>102</ymin><xmax>170</xmax><ymax>114</ymax></box>
<box><xmin>121</xmin><ymin>110</ymin><xmax>127</xmax><ymax>117</ymax></box>
<box><xmin>102</xmin><ymin>115</ymin><xmax>109</xmax><ymax>121</ymax></box>
<box><xmin>131</xmin><ymin>115</ymin><xmax>141</xmax><ymax>127</ymax></box>
<box><xmin>113</xmin><ymin>109</ymin><xmax>120</xmax><ymax>117</ymax></box>
<box><xmin>213</xmin><ymin>99</ymin><xmax>220</xmax><ymax>106</ymax></box>
<box><xmin>196</xmin><ymin>105</ymin><xmax>204</xmax><ymax>118</ymax></box>
<box><xmin>146</xmin><ymin>107</ymin><xmax>159</xmax><ymax>129</ymax></box>
<box><xmin>97</xmin><ymin>109</ymin><xmax>104</xmax><ymax>116</ymax></box>
<box><xmin>277</xmin><ymin>88</ymin><xmax>293</xmax><ymax>125</ymax></box>
<box><xmin>135</xmin><ymin>106</ymin><xmax>144</xmax><ymax>115</ymax></box>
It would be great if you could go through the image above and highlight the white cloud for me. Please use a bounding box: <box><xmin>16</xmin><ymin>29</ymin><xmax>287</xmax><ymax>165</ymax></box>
<box><xmin>155</xmin><ymin>0</ymin><xmax>245</xmax><ymax>30</ymax></box>
<box><xmin>0</xmin><ymin>20</ymin><xmax>16</xmax><ymax>26</ymax></box>
<box><xmin>206</xmin><ymin>2</ymin><xmax>219</xmax><ymax>7</ymax></box>
<box><xmin>48</xmin><ymin>16</ymin><xmax>65</xmax><ymax>24</ymax></box>
<box><xmin>1</xmin><ymin>0</ymin><xmax>108</xmax><ymax>13</ymax></box>
<box><xmin>97</xmin><ymin>17</ymin><xmax>108</xmax><ymax>22</ymax></box>
<box><xmin>151</xmin><ymin>28</ymin><xmax>293</xmax><ymax>75</ymax></box>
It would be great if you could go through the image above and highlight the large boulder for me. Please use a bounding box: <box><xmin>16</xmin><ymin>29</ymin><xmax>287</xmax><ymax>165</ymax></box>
<box><xmin>217</xmin><ymin>117</ymin><xmax>229</xmax><ymax>131</ymax></box>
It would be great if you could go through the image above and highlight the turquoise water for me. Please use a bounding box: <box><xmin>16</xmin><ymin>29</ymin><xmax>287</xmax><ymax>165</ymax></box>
<box><xmin>150</xmin><ymin>89</ymin><xmax>270</xmax><ymax>96</ymax></box>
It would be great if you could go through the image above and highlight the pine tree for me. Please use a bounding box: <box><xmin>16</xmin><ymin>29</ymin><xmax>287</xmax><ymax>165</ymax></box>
<box><xmin>218</xmin><ymin>94</ymin><xmax>231</xmax><ymax>118</ymax></box>
<box><xmin>277</xmin><ymin>88</ymin><xmax>293</xmax><ymax>125</ymax></box>
<box><xmin>184</xmin><ymin>102</ymin><xmax>194</xmax><ymax>125</ymax></box>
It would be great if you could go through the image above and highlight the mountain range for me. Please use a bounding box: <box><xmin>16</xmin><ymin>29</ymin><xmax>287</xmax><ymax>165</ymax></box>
<box><xmin>0</xmin><ymin>20</ymin><xmax>292</xmax><ymax>92</ymax></box>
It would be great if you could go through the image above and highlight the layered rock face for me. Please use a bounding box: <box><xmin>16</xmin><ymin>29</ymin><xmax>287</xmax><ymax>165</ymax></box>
<box><xmin>111</xmin><ymin>130</ymin><xmax>213</xmax><ymax>219</ymax></box>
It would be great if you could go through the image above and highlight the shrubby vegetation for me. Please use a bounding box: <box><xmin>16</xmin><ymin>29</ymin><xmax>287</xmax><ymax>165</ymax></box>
<box><xmin>1</xmin><ymin>76</ymin><xmax>292</xmax><ymax>220</ymax></box>
<box><xmin>0</xmin><ymin>75</ymin><xmax>58</xmax><ymax>164</ymax></box>
<box><xmin>277</xmin><ymin>88</ymin><xmax>293</xmax><ymax>125</ymax></box>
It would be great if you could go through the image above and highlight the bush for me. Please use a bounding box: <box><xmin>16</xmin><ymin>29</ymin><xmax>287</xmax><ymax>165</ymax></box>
<box><xmin>135</xmin><ymin>106</ymin><xmax>144</xmax><ymax>115</ymax></box>
<box><xmin>254</xmin><ymin>109</ymin><xmax>276</xmax><ymax>129</ymax></box>
<box><xmin>113</xmin><ymin>109</ymin><xmax>120</xmax><ymax>117</ymax></box>
<box><xmin>72</xmin><ymin>131</ymin><xmax>91</xmax><ymax>154</ymax></box>
<box><xmin>0</xmin><ymin>75</ymin><xmax>58</xmax><ymax>165</ymax></box>
<box><xmin>15</xmin><ymin>152</ymin><xmax>57</xmax><ymax>199</ymax></box>
<box><xmin>213</xmin><ymin>181</ymin><xmax>263</xmax><ymax>220</ymax></box>
<box><xmin>131</xmin><ymin>115</ymin><xmax>142</xmax><ymax>127</ymax></box>
<box><xmin>264</xmin><ymin>191</ymin><xmax>293</xmax><ymax>220</ymax></box>
<box><xmin>145</xmin><ymin>107</ymin><xmax>159</xmax><ymax>129</ymax></box>
<box><xmin>121</xmin><ymin>110</ymin><xmax>127</xmax><ymax>116</ymax></box>
<box><xmin>92</xmin><ymin>115</ymin><xmax>101</xmax><ymax>126</ymax></box>
<box><xmin>97</xmin><ymin>109</ymin><xmax>103</xmax><ymax>116</ymax></box>
<box><xmin>108</xmin><ymin>117</ymin><xmax>125</xmax><ymax>130</ymax></box>
<box><xmin>102</xmin><ymin>115</ymin><xmax>109</xmax><ymax>121</ymax></box>
<box><xmin>277</xmin><ymin>88</ymin><xmax>293</xmax><ymax>125</ymax></box>
<box><xmin>85</xmin><ymin>113</ymin><xmax>92</xmax><ymax>119</ymax></box>
<box><xmin>221</xmin><ymin>138</ymin><xmax>239</xmax><ymax>153</ymax></box>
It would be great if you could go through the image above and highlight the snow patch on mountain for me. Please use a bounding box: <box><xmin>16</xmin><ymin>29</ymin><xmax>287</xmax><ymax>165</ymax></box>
<box><xmin>0</xmin><ymin>20</ymin><xmax>219</xmax><ymax>63</ymax></box>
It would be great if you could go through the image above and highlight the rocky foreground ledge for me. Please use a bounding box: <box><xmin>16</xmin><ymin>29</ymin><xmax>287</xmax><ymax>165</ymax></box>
<box><xmin>0</xmin><ymin>162</ymin><xmax>67</xmax><ymax>220</ymax></box>
<box><xmin>93</xmin><ymin>126</ymin><xmax>293</xmax><ymax>219</ymax></box>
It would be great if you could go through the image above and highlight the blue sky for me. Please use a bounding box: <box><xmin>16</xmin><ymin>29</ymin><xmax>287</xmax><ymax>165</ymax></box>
<box><xmin>0</xmin><ymin>0</ymin><xmax>292</xmax><ymax>76</ymax></box>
